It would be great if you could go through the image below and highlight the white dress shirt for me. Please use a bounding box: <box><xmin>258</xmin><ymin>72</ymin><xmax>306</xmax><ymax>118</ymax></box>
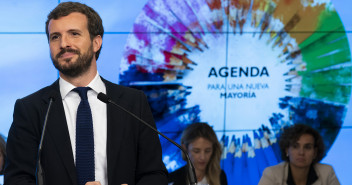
<box><xmin>59</xmin><ymin>73</ymin><xmax>108</xmax><ymax>185</ymax></box>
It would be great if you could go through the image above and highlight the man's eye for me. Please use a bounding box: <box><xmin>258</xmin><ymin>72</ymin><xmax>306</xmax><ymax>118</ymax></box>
<box><xmin>51</xmin><ymin>35</ymin><xmax>59</xmax><ymax>40</ymax></box>
<box><xmin>72</xmin><ymin>32</ymin><xmax>80</xmax><ymax>36</ymax></box>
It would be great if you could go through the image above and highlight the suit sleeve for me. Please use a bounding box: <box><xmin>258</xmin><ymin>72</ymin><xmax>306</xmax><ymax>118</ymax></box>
<box><xmin>4</xmin><ymin>99</ymin><xmax>41</xmax><ymax>185</ymax></box>
<box><xmin>326</xmin><ymin>165</ymin><xmax>341</xmax><ymax>185</ymax></box>
<box><xmin>135</xmin><ymin>91</ymin><xmax>168</xmax><ymax>185</ymax></box>
<box><xmin>258</xmin><ymin>167</ymin><xmax>277</xmax><ymax>185</ymax></box>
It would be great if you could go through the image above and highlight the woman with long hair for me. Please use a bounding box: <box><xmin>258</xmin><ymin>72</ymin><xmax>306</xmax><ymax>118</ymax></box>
<box><xmin>168</xmin><ymin>122</ymin><xmax>227</xmax><ymax>185</ymax></box>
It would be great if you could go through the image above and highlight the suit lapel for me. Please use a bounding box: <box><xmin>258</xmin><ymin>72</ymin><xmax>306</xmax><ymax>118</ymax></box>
<box><xmin>104</xmin><ymin>79</ymin><xmax>126</xmax><ymax>182</ymax></box>
<box><xmin>44</xmin><ymin>80</ymin><xmax>77</xmax><ymax>184</ymax></box>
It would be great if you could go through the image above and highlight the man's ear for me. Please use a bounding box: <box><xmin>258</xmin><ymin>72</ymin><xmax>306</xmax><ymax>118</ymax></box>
<box><xmin>92</xmin><ymin>35</ymin><xmax>102</xmax><ymax>53</ymax></box>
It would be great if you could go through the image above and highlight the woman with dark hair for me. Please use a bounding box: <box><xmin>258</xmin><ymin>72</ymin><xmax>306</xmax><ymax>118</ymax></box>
<box><xmin>168</xmin><ymin>122</ymin><xmax>227</xmax><ymax>185</ymax></box>
<box><xmin>259</xmin><ymin>124</ymin><xmax>340</xmax><ymax>185</ymax></box>
<box><xmin>0</xmin><ymin>134</ymin><xmax>5</xmax><ymax>175</ymax></box>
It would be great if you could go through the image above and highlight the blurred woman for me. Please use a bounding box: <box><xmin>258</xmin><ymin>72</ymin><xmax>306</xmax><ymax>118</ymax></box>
<box><xmin>168</xmin><ymin>122</ymin><xmax>227</xmax><ymax>185</ymax></box>
<box><xmin>258</xmin><ymin>124</ymin><xmax>340</xmax><ymax>185</ymax></box>
<box><xmin>0</xmin><ymin>134</ymin><xmax>5</xmax><ymax>175</ymax></box>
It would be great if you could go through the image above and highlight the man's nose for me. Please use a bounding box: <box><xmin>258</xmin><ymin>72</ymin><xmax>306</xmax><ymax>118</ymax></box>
<box><xmin>60</xmin><ymin>34</ymin><xmax>71</xmax><ymax>49</ymax></box>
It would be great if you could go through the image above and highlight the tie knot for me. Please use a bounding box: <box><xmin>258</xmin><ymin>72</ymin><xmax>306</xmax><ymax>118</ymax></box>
<box><xmin>73</xmin><ymin>87</ymin><xmax>91</xmax><ymax>100</ymax></box>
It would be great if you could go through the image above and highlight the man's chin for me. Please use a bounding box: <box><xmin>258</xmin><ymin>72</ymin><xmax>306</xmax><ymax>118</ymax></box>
<box><xmin>55</xmin><ymin>58</ymin><xmax>78</xmax><ymax>69</ymax></box>
<box><xmin>57</xmin><ymin>63</ymin><xmax>91</xmax><ymax>78</ymax></box>
<box><xmin>54</xmin><ymin>63</ymin><xmax>80</xmax><ymax>77</ymax></box>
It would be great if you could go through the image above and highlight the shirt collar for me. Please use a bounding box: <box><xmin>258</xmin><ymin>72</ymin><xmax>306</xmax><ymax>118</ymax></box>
<box><xmin>59</xmin><ymin>72</ymin><xmax>105</xmax><ymax>99</ymax></box>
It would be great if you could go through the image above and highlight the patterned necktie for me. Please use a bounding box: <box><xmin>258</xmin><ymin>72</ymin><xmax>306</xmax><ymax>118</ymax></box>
<box><xmin>73</xmin><ymin>87</ymin><xmax>95</xmax><ymax>185</ymax></box>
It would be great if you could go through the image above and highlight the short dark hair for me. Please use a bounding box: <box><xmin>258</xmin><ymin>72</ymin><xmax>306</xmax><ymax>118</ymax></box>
<box><xmin>45</xmin><ymin>2</ymin><xmax>104</xmax><ymax>60</ymax></box>
<box><xmin>279</xmin><ymin>124</ymin><xmax>325</xmax><ymax>164</ymax></box>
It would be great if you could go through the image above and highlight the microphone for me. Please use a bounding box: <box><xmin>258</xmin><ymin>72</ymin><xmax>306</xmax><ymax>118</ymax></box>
<box><xmin>36</xmin><ymin>92</ymin><xmax>56</xmax><ymax>185</ymax></box>
<box><xmin>97</xmin><ymin>92</ymin><xmax>197</xmax><ymax>185</ymax></box>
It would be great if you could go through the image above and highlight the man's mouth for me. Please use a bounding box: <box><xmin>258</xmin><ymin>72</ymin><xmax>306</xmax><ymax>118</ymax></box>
<box><xmin>60</xmin><ymin>52</ymin><xmax>76</xmax><ymax>59</ymax></box>
<box><xmin>56</xmin><ymin>48</ymin><xmax>80</xmax><ymax>59</ymax></box>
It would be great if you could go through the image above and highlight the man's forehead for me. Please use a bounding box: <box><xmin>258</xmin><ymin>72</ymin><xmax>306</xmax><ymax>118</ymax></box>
<box><xmin>48</xmin><ymin>12</ymin><xmax>88</xmax><ymax>33</ymax></box>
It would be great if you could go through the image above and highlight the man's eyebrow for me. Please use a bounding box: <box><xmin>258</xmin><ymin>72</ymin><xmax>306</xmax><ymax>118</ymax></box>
<box><xmin>68</xmin><ymin>29</ymin><xmax>83</xmax><ymax>33</ymax></box>
<box><xmin>49</xmin><ymin>29</ymin><xmax>82</xmax><ymax>36</ymax></box>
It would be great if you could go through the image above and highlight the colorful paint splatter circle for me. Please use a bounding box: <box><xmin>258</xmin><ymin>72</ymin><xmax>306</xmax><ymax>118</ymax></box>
<box><xmin>120</xmin><ymin>0</ymin><xmax>351</xmax><ymax>183</ymax></box>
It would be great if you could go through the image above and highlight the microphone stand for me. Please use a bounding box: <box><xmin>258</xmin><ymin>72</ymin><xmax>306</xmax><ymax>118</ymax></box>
<box><xmin>97</xmin><ymin>93</ymin><xmax>197</xmax><ymax>185</ymax></box>
<box><xmin>36</xmin><ymin>96</ymin><xmax>54</xmax><ymax>185</ymax></box>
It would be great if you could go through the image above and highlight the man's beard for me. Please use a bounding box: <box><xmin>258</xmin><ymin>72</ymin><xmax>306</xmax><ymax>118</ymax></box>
<box><xmin>51</xmin><ymin>45</ymin><xmax>94</xmax><ymax>78</ymax></box>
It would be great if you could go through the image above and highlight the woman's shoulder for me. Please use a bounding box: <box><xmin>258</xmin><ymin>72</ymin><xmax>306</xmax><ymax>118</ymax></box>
<box><xmin>220</xmin><ymin>169</ymin><xmax>226</xmax><ymax>175</ymax></box>
<box><xmin>313</xmin><ymin>163</ymin><xmax>335</xmax><ymax>174</ymax></box>
<box><xmin>314</xmin><ymin>163</ymin><xmax>333</xmax><ymax>169</ymax></box>
<box><xmin>261</xmin><ymin>161</ymin><xmax>288</xmax><ymax>179</ymax></box>
<box><xmin>264</xmin><ymin>162</ymin><xmax>288</xmax><ymax>171</ymax></box>
<box><xmin>258</xmin><ymin>162</ymin><xmax>289</xmax><ymax>185</ymax></box>
<box><xmin>220</xmin><ymin>169</ymin><xmax>228</xmax><ymax>185</ymax></box>
<box><xmin>313</xmin><ymin>163</ymin><xmax>341</xmax><ymax>185</ymax></box>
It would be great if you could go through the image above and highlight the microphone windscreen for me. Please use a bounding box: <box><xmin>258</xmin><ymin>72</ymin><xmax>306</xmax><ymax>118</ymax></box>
<box><xmin>97</xmin><ymin>92</ymin><xmax>110</xmax><ymax>103</ymax></box>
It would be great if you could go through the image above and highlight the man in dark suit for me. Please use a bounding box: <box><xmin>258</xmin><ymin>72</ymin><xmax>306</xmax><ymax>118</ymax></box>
<box><xmin>4</xmin><ymin>2</ymin><xmax>167</xmax><ymax>185</ymax></box>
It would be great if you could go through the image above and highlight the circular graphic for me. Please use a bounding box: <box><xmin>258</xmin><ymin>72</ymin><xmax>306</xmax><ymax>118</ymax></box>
<box><xmin>120</xmin><ymin>0</ymin><xmax>351</xmax><ymax>183</ymax></box>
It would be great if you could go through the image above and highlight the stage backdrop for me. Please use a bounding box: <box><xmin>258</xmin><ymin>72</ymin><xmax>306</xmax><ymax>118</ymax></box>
<box><xmin>0</xmin><ymin>0</ymin><xmax>351</xmax><ymax>184</ymax></box>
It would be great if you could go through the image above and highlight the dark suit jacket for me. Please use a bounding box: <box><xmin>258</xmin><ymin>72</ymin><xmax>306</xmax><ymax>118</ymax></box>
<box><xmin>4</xmin><ymin>78</ymin><xmax>168</xmax><ymax>185</ymax></box>
<box><xmin>168</xmin><ymin>166</ymin><xmax>228</xmax><ymax>185</ymax></box>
